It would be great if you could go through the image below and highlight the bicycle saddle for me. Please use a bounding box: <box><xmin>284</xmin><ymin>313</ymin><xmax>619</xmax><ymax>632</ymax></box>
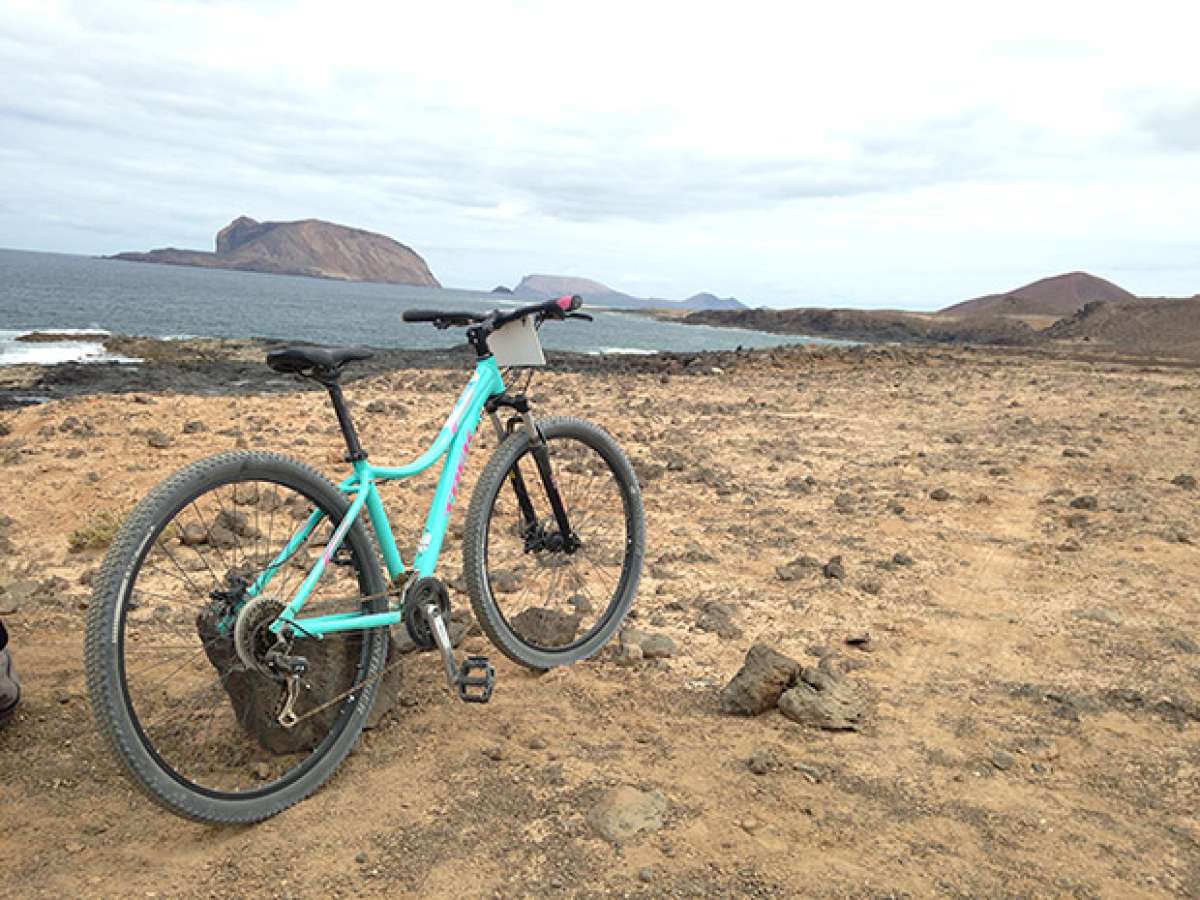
<box><xmin>266</xmin><ymin>345</ymin><xmax>374</xmax><ymax>375</ymax></box>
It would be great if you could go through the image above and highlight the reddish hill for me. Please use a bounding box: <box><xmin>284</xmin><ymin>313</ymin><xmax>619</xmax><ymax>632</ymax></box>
<box><xmin>939</xmin><ymin>272</ymin><xmax>1136</xmax><ymax>318</ymax></box>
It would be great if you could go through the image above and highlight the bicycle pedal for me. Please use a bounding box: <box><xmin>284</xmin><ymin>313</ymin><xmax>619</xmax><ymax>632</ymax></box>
<box><xmin>457</xmin><ymin>656</ymin><xmax>495</xmax><ymax>704</ymax></box>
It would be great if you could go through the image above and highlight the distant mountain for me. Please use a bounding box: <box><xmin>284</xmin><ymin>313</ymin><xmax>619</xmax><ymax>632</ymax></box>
<box><xmin>110</xmin><ymin>216</ymin><xmax>439</xmax><ymax>286</ymax></box>
<box><xmin>512</xmin><ymin>274</ymin><xmax>747</xmax><ymax>311</ymax></box>
<box><xmin>680</xmin><ymin>292</ymin><xmax>746</xmax><ymax>311</ymax></box>
<box><xmin>939</xmin><ymin>272</ymin><xmax>1135</xmax><ymax>318</ymax></box>
<box><xmin>513</xmin><ymin>274</ymin><xmax>641</xmax><ymax>308</ymax></box>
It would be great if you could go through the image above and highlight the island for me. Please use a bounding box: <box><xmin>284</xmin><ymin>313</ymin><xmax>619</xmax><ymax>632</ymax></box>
<box><xmin>109</xmin><ymin>216</ymin><xmax>440</xmax><ymax>287</ymax></box>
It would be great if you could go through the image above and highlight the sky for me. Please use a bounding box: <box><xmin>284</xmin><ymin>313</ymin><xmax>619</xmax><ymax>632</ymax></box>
<box><xmin>1</xmin><ymin>1</ymin><xmax>1198</xmax><ymax>310</ymax></box>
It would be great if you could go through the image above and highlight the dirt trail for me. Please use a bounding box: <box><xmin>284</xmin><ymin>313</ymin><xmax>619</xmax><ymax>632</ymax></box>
<box><xmin>0</xmin><ymin>347</ymin><xmax>1197</xmax><ymax>897</ymax></box>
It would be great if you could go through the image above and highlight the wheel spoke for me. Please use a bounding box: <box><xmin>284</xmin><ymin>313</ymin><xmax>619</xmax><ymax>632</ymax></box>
<box><xmin>102</xmin><ymin>470</ymin><xmax>384</xmax><ymax>804</ymax></box>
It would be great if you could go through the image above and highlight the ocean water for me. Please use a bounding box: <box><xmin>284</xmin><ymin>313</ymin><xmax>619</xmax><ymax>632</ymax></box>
<box><xmin>0</xmin><ymin>248</ymin><xmax>834</xmax><ymax>365</ymax></box>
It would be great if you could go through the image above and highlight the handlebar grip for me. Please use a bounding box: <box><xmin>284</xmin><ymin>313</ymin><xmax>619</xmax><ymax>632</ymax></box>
<box><xmin>402</xmin><ymin>309</ymin><xmax>442</xmax><ymax>322</ymax></box>
<box><xmin>553</xmin><ymin>294</ymin><xmax>583</xmax><ymax>313</ymax></box>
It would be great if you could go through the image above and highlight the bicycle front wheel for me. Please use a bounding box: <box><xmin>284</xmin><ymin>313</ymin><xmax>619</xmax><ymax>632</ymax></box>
<box><xmin>84</xmin><ymin>451</ymin><xmax>388</xmax><ymax>823</ymax></box>
<box><xmin>463</xmin><ymin>416</ymin><xmax>645</xmax><ymax>669</ymax></box>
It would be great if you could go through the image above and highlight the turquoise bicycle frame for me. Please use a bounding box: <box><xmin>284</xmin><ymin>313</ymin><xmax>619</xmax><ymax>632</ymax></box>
<box><xmin>256</xmin><ymin>355</ymin><xmax>506</xmax><ymax>638</ymax></box>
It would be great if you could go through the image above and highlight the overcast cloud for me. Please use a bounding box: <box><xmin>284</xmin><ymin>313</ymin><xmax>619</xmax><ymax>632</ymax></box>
<box><xmin>1</xmin><ymin>0</ymin><xmax>1198</xmax><ymax>308</ymax></box>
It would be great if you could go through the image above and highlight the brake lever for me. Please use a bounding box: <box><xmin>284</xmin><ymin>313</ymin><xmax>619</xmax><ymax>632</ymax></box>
<box><xmin>566</xmin><ymin>313</ymin><xmax>594</xmax><ymax>322</ymax></box>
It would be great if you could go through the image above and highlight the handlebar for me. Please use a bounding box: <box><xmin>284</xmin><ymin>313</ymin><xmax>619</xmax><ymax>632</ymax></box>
<box><xmin>402</xmin><ymin>295</ymin><xmax>587</xmax><ymax>331</ymax></box>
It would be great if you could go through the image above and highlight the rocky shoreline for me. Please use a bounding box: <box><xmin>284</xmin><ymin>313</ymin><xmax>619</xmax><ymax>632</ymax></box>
<box><xmin>0</xmin><ymin>333</ymin><xmax>935</xmax><ymax>409</ymax></box>
<box><xmin>6</xmin><ymin>332</ymin><xmax>1198</xmax><ymax>411</ymax></box>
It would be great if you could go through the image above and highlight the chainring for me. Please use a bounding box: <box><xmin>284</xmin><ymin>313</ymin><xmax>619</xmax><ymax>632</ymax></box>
<box><xmin>403</xmin><ymin>577</ymin><xmax>451</xmax><ymax>650</ymax></box>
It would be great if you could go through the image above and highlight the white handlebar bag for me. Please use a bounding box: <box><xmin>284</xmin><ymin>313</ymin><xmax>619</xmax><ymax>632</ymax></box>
<box><xmin>490</xmin><ymin>316</ymin><xmax>546</xmax><ymax>367</ymax></box>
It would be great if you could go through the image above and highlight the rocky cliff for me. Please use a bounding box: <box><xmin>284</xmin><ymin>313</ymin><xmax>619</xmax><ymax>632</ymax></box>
<box><xmin>111</xmin><ymin>217</ymin><xmax>440</xmax><ymax>287</ymax></box>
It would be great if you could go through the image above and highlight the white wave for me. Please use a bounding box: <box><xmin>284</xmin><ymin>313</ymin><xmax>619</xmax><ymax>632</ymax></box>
<box><xmin>0</xmin><ymin>330</ymin><xmax>138</xmax><ymax>367</ymax></box>
<box><xmin>585</xmin><ymin>346</ymin><xmax>658</xmax><ymax>356</ymax></box>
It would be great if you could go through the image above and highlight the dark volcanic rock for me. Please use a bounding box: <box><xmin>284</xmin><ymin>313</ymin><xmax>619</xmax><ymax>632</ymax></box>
<box><xmin>195</xmin><ymin>604</ymin><xmax>403</xmax><ymax>754</ymax></box>
<box><xmin>822</xmin><ymin>556</ymin><xmax>845</xmax><ymax>580</ymax></box>
<box><xmin>720</xmin><ymin>644</ymin><xmax>802</xmax><ymax>715</ymax></box>
<box><xmin>695</xmin><ymin>600</ymin><xmax>742</xmax><ymax>639</ymax></box>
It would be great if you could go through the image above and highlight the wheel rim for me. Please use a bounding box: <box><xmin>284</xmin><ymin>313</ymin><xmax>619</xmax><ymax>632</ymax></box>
<box><xmin>115</xmin><ymin>476</ymin><xmax>377</xmax><ymax>799</ymax></box>
<box><xmin>483</xmin><ymin>434</ymin><xmax>635</xmax><ymax>654</ymax></box>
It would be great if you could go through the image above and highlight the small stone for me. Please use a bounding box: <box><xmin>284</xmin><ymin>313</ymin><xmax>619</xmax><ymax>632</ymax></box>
<box><xmin>483</xmin><ymin>746</ymin><xmax>504</xmax><ymax>761</ymax></box>
<box><xmin>747</xmin><ymin>747</ymin><xmax>782</xmax><ymax>775</ymax></box>
<box><xmin>944</xmin><ymin>433</ymin><xmax>965</xmax><ymax>444</ymax></box>
<box><xmin>252</xmin><ymin>762</ymin><xmax>271</xmax><ymax>780</ymax></box>
<box><xmin>586</xmin><ymin>786</ymin><xmax>668</xmax><ymax>843</ymax></box>
<box><xmin>845</xmin><ymin>632</ymin><xmax>874</xmax><ymax>651</ymax></box>
<box><xmin>775</xmin><ymin>565</ymin><xmax>800</xmax><ymax>582</ymax></box>
<box><xmin>822</xmin><ymin>556</ymin><xmax>845</xmax><ymax>580</ymax></box>
<box><xmin>929</xmin><ymin>488</ymin><xmax>951</xmax><ymax>502</ymax></box>
<box><xmin>489</xmin><ymin>570</ymin><xmax>520</xmax><ymax>593</ymax></box>
<box><xmin>638</xmin><ymin>867</ymin><xmax>655</xmax><ymax>884</ymax></box>
<box><xmin>1058</xmin><ymin>538</ymin><xmax>1082</xmax><ymax>552</ymax></box>
<box><xmin>1069</xmin><ymin>495</ymin><xmax>1098</xmax><ymax>511</ymax></box>
<box><xmin>206</xmin><ymin>525</ymin><xmax>237</xmax><ymax>548</ymax></box>
<box><xmin>181</xmin><ymin>420</ymin><xmax>208</xmax><ymax>434</ymax></box>
<box><xmin>616</xmin><ymin>643</ymin><xmax>644</xmax><ymax>666</ymax></box>
<box><xmin>991</xmin><ymin>750</ymin><xmax>1015</xmax><ymax>771</ymax></box>
<box><xmin>1062</xmin><ymin>448</ymin><xmax>1089</xmax><ymax>458</ymax></box>
<box><xmin>639</xmin><ymin>633</ymin><xmax>677</xmax><ymax>659</ymax></box>
<box><xmin>509</xmin><ymin>607</ymin><xmax>580</xmax><ymax>645</ymax></box>
<box><xmin>695</xmin><ymin>600</ymin><xmax>741</xmax><ymax>639</ymax></box>
<box><xmin>178</xmin><ymin>523</ymin><xmax>207</xmax><ymax>546</ymax></box>
<box><xmin>1171</xmin><ymin>474</ymin><xmax>1196</xmax><ymax>489</ymax></box>
<box><xmin>528</xmin><ymin>736</ymin><xmax>547</xmax><ymax>750</ymax></box>
<box><xmin>892</xmin><ymin>552</ymin><xmax>914</xmax><ymax>566</ymax></box>
<box><xmin>355</xmin><ymin>852</ymin><xmax>368</xmax><ymax>865</ymax></box>
<box><xmin>1072</xmin><ymin>607</ymin><xmax>1123</xmax><ymax>626</ymax></box>
<box><xmin>858</xmin><ymin>580</ymin><xmax>881</xmax><ymax>596</ymax></box>
<box><xmin>146</xmin><ymin>430</ymin><xmax>172</xmax><ymax>449</ymax></box>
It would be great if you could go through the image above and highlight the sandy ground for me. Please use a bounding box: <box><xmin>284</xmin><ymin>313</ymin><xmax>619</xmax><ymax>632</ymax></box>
<box><xmin>0</xmin><ymin>345</ymin><xmax>1197</xmax><ymax>898</ymax></box>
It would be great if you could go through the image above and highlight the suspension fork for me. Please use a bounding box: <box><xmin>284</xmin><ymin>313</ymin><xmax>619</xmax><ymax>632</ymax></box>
<box><xmin>486</xmin><ymin>396</ymin><xmax>575</xmax><ymax>544</ymax></box>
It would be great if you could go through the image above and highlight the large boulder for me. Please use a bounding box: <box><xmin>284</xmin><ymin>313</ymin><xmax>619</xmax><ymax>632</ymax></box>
<box><xmin>196</xmin><ymin>606</ymin><xmax>403</xmax><ymax>755</ymax></box>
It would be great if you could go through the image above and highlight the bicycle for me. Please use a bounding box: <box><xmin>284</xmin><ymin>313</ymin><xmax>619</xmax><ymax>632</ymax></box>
<box><xmin>84</xmin><ymin>295</ymin><xmax>645</xmax><ymax>823</ymax></box>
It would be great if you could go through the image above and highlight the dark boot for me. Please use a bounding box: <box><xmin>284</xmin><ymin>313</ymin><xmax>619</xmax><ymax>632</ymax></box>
<box><xmin>0</xmin><ymin>620</ymin><xmax>19</xmax><ymax>727</ymax></box>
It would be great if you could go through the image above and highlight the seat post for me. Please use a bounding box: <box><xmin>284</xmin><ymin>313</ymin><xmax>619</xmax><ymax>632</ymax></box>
<box><xmin>321</xmin><ymin>379</ymin><xmax>367</xmax><ymax>462</ymax></box>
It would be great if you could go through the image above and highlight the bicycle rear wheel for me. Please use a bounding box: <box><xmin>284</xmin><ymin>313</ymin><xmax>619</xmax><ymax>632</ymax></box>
<box><xmin>84</xmin><ymin>451</ymin><xmax>388</xmax><ymax>823</ymax></box>
<box><xmin>463</xmin><ymin>416</ymin><xmax>644</xmax><ymax>669</ymax></box>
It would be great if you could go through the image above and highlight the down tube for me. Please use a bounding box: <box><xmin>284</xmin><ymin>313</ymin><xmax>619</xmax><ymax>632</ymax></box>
<box><xmin>413</xmin><ymin>359</ymin><xmax>503</xmax><ymax>577</ymax></box>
